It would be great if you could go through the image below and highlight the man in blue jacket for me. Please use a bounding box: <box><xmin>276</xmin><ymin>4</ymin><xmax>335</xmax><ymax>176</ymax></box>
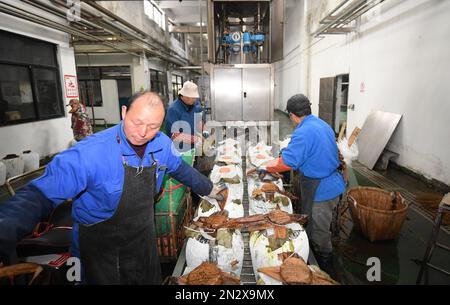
<box><xmin>165</xmin><ymin>81</ymin><xmax>207</xmax><ymax>147</ymax></box>
<box><xmin>0</xmin><ymin>91</ymin><xmax>222</xmax><ymax>284</ymax></box>
<box><xmin>258</xmin><ymin>94</ymin><xmax>346</xmax><ymax>275</ymax></box>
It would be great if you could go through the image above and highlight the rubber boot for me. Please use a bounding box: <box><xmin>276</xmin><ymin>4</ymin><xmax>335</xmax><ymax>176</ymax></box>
<box><xmin>315</xmin><ymin>252</ymin><xmax>336</xmax><ymax>279</ymax></box>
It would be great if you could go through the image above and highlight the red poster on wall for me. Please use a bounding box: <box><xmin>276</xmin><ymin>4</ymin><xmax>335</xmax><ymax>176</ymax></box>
<box><xmin>64</xmin><ymin>75</ymin><xmax>79</xmax><ymax>98</ymax></box>
<box><xmin>360</xmin><ymin>82</ymin><xmax>366</xmax><ymax>93</ymax></box>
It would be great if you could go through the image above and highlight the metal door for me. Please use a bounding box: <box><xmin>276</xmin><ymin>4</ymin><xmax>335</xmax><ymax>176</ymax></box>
<box><xmin>242</xmin><ymin>67</ymin><xmax>271</xmax><ymax>121</ymax></box>
<box><xmin>213</xmin><ymin>68</ymin><xmax>242</xmax><ymax>121</ymax></box>
<box><xmin>318</xmin><ymin>77</ymin><xmax>337</xmax><ymax>128</ymax></box>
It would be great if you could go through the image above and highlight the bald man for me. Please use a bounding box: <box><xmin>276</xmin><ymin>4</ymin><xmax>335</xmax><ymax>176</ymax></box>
<box><xmin>0</xmin><ymin>91</ymin><xmax>220</xmax><ymax>284</ymax></box>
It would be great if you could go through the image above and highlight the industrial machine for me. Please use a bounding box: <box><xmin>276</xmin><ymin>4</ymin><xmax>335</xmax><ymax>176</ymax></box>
<box><xmin>206</xmin><ymin>0</ymin><xmax>284</xmax><ymax>122</ymax></box>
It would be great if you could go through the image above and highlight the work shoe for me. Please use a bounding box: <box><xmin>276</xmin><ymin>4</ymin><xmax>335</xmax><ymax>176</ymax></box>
<box><xmin>315</xmin><ymin>252</ymin><xmax>337</xmax><ymax>280</ymax></box>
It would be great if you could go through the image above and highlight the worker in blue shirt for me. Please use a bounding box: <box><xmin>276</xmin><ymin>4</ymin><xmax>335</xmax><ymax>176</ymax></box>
<box><xmin>256</xmin><ymin>94</ymin><xmax>346</xmax><ymax>275</ymax></box>
<box><xmin>165</xmin><ymin>80</ymin><xmax>214</xmax><ymax>178</ymax></box>
<box><xmin>165</xmin><ymin>80</ymin><xmax>208</xmax><ymax>149</ymax></box>
<box><xmin>0</xmin><ymin>91</ymin><xmax>225</xmax><ymax>284</ymax></box>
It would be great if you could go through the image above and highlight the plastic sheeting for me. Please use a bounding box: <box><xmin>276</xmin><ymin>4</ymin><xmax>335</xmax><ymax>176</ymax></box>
<box><xmin>247</xmin><ymin>177</ymin><xmax>293</xmax><ymax>215</ymax></box>
<box><xmin>279</xmin><ymin>136</ymin><xmax>291</xmax><ymax>151</ymax></box>
<box><xmin>215</xmin><ymin>139</ymin><xmax>242</xmax><ymax>165</ymax></box>
<box><xmin>246</xmin><ymin>142</ymin><xmax>309</xmax><ymax>285</ymax></box>
<box><xmin>337</xmin><ymin>137</ymin><xmax>359</xmax><ymax>165</ymax></box>
<box><xmin>185</xmin><ymin>228</ymin><xmax>244</xmax><ymax>276</ymax></box>
<box><xmin>247</xmin><ymin>142</ymin><xmax>274</xmax><ymax>168</ymax></box>
<box><xmin>249</xmin><ymin>223</ymin><xmax>309</xmax><ymax>285</ymax></box>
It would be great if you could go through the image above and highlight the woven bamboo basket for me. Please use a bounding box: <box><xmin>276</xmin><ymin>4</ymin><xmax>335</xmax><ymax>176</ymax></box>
<box><xmin>347</xmin><ymin>187</ymin><xmax>408</xmax><ymax>242</ymax></box>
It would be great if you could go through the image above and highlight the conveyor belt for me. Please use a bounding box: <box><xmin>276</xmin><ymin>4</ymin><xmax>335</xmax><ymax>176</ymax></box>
<box><xmin>240</xmin><ymin>157</ymin><xmax>257</xmax><ymax>285</ymax></box>
<box><xmin>171</xmin><ymin>155</ymin><xmax>317</xmax><ymax>283</ymax></box>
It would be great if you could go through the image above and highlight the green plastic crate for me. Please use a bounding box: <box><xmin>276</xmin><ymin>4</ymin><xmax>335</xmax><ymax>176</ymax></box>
<box><xmin>155</xmin><ymin>148</ymin><xmax>195</xmax><ymax>235</ymax></box>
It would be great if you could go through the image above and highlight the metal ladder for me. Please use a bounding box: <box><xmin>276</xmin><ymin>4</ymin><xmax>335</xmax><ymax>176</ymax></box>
<box><xmin>416</xmin><ymin>193</ymin><xmax>450</xmax><ymax>284</ymax></box>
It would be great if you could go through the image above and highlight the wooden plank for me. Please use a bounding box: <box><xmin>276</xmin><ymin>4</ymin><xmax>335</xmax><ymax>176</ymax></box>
<box><xmin>348</xmin><ymin>127</ymin><xmax>361</xmax><ymax>147</ymax></box>
<box><xmin>442</xmin><ymin>193</ymin><xmax>450</xmax><ymax>206</ymax></box>
<box><xmin>338</xmin><ymin>122</ymin><xmax>347</xmax><ymax>141</ymax></box>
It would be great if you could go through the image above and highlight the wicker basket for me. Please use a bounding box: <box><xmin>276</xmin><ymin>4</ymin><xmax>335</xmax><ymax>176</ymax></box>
<box><xmin>347</xmin><ymin>187</ymin><xmax>408</xmax><ymax>242</ymax></box>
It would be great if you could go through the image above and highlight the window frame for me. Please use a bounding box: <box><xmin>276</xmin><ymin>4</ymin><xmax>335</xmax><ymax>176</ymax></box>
<box><xmin>144</xmin><ymin>0</ymin><xmax>166</xmax><ymax>31</ymax></box>
<box><xmin>0</xmin><ymin>30</ymin><xmax>65</xmax><ymax>126</ymax></box>
<box><xmin>171</xmin><ymin>74</ymin><xmax>184</xmax><ymax>101</ymax></box>
<box><xmin>150</xmin><ymin>69</ymin><xmax>167</xmax><ymax>96</ymax></box>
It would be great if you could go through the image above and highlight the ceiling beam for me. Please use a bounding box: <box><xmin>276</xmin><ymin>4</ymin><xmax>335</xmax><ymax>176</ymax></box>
<box><xmin>170</xmin><ymin>25</ymin><xmax>206</xmax><ymax>33</ymax></box>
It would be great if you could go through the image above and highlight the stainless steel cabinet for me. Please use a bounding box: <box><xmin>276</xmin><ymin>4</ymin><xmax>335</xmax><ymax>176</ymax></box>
<box><xmin>211</xmin><ymin>64</ymin><xmax>273</xmax><ymax>121</ymax></box>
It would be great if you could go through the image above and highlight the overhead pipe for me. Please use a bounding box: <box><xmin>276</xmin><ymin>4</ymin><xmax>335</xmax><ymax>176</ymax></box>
<box><xmin>21</xmin><ymin>0</ymin><xmax>105</xmax><ymax>33</ymax></box>
<box><xmin>334</xmin><ymin>0</ymin><xmax>385</xmax><ymax>29</ymax></box>
<box><xmin>312</xmin><ymin>0</ymin><xmax>385</xmax><ymax>37</ymax></box>
<box><xmin>313</xmin><ymin>0</ymin><xmax>367</xmax><ymax>36</ymax></box>
<box><xmin>64</xmin><ymin>0</ymin><xmax>177</xmax><ymax>57</ymax></box>
<box><xmin>0</xmin><ymin>2</ymin><xmax>142</xmax><ymax>57</ymax></box>
<box><xmin>79</xmin><ymin>0</ymin><xmax>189</xmax><ymax>65</ymax></box>
<box><xmin>21</xmin><ymin>0</ymin><xmax>189</xmax><ymax>66</ymax></box>
<box><xmin>175</xmin><ymin>66</ymin><xmax>202</xmax><ymax>70</ymax></box>
<box><xmin>319</xmin><ymin>0</ymin><xmax>351</xmax><ymax>24</ymax></box>
<box><xmin>45</xmin><ymin>0</ymin><xmax>188</xmax><ymax>65</ymax></box>
<box><xmin>81</xmin><ymin>7</ymin><xmax>188</xmax><ymax>66</ymax></box>
<box><xmin>80</xmin><ymin>1</ymin><xmax>149</xmax><ymax>38</ymax></box>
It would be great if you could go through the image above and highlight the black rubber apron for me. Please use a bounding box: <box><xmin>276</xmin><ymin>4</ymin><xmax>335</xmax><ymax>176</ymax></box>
<box><xmin>79</xmin><ymin>135</ymin><xmax>161</xmax><ymax>285</ymax></box>
<box><xmin>298</xmin><ymin>173</ymin><xmax>321</xmax><ymax>237</ymax></box>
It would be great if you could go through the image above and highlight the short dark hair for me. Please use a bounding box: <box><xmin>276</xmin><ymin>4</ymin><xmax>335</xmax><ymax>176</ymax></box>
<box><xmin>126</xmin><ymin>91</ymin><xmax>162</xmax><ymax>112</ymax></box>
<box><xmin>286</xmin><ymin>94</ymin><xmax>311</xmax><ymax>117</ymax></box>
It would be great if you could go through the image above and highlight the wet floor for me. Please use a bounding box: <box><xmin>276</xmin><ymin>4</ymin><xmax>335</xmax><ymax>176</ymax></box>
<box><xmin>336</xmin><ymin>166</ymin><xmax>450</xmax><ymax>285</ymax></box>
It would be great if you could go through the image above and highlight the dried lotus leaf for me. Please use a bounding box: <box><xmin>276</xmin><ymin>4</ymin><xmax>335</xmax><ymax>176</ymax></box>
<box><xmin>257</xmin><ymin>266</ymin><xmax>282</xmax><ymax>282</ymax></box>
<box><xmin>280</xmin><ymin>257</ymin><xmax>312</xmax><ymax>284</ymax></box>
<box><xmin>216</xmin><ymin>229</ymin><xmax>233</xmax><ymax>248</ymax></box>
<box><xmin>200</xmin><ymin>199</ymin><xmax>214</xmax><ymax>213</ymax></box>
<box><xmin>186</xmin><ymin>263</ymin><xmax>223</xmax><ymax>285</ymax></box>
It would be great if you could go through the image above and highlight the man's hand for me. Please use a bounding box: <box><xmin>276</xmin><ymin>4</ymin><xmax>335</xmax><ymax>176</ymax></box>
<box><xmin>255</xmin><ymin>167</ymin><xmax>268</xmax><ymax>180</ymax></box>
<box><xmin>246</xmin><ymin>167</ymin><xmax>267</xmax><ymax>179</ymax></box>
<box><xmin>208</xmin><ymin>182</ymin><xmax>228</xmax><ymax>201</ymax></box>
<box><xmin>172</xmin><ymin>132</ymin><xmax>201</xmax><ymax>144</ymax></box>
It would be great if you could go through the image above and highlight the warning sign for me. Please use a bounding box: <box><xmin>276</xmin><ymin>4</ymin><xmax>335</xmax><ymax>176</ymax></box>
<box><xmin>64</xmin><ymin>75</ymin><xmax>79</xmax><ymax>98</ymax></box>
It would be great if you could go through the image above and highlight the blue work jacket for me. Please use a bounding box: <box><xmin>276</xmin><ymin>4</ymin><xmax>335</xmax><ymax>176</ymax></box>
<box><xmin>0</xmin><ymin>122</ymin><xmax>212</xmax><ymax>258</ymax></box>
<box><xmin>165</xmin><ymin>98</ymin><xmax>204</xmax><ymax>138</ymax></box>
<box><xmin>282</xmin><ymin>115</ymin><xmax>346</xmax><ymax>202</ymax></box>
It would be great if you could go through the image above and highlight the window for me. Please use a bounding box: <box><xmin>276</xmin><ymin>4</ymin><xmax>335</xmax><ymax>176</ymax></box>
<box><xmin>144</xmin><ymin>0</ymin><xmax>166</xmax><ymax>30</ymax></box>
<box><xmin>150</xmin><ymin>69</ymin><xmax>167</xmax><ymax>97</ymax></box>
<box><xmin>76</xmin><ymin>66</ymin><xmax>132</xmax><ymax>107</ymax></box>
<box><xmin>0</xmin><ymin>30</ymin><xmax>64</xmax><ymax>126</ymax></box>
<box><xmin>79</xmin><ymin>79</ymin><xmax>102</xmax><ymax>107</ymax></box>
<box><xmin>170</xmin><ymin>32</ymin><xmax>186</xmax><ymax>50</ymax></box>
<box><xmin>77</xmin><ymin>67</ymin><xmax>102</xmax><ymax>107</ymax></box>
<box><xmin>172</xmin><ymin>75</ymin><xmax>183</xmax><ymax>101</ymax></box>
<box><xmin>168</xmin><ymin>20</ymin><xmax>185</xmax><ymax>50</ymax></box>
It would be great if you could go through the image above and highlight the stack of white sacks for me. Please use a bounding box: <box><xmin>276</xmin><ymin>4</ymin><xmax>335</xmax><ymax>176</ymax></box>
<box><xmin>246</xmin><ymin>142</ymin><xmax>309</xmax><ymax>285</ymax></box>
<box><xmin>185</xmin><ymin>138</ymin><xmax>245</xmax><ymax>277</ymax></box>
